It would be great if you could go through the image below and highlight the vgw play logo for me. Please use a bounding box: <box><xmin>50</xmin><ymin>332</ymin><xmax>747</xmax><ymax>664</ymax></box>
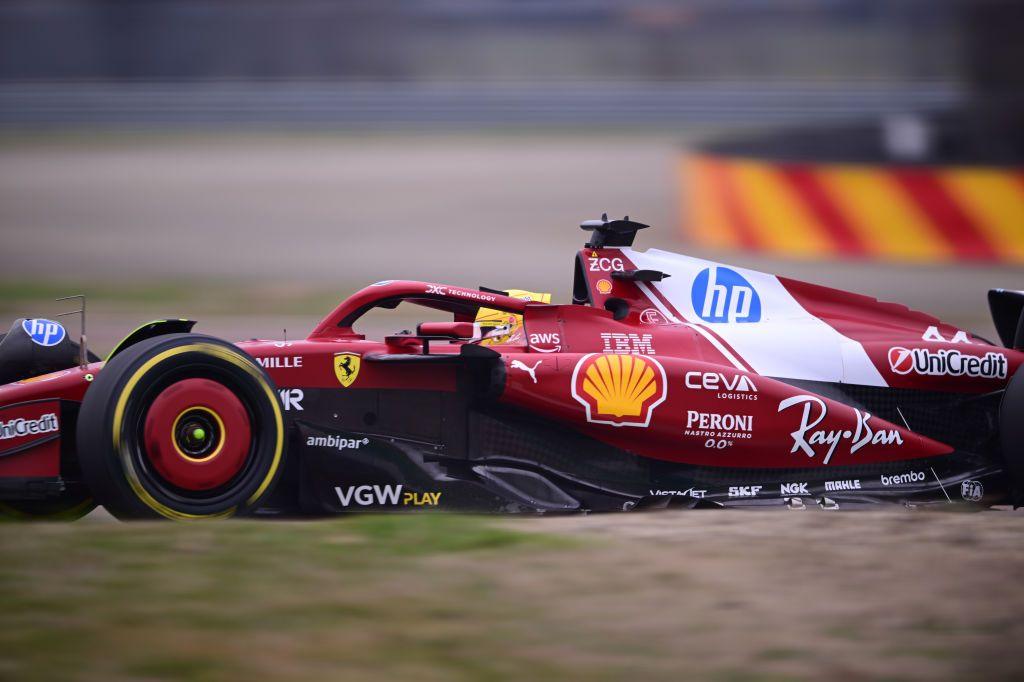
<box><xmin>22</xmin><ymin>319</ymin><xmax>66</xmax><ymax>347</ymax></box>
<box><xmin>690</xmin><ymin>267</ymin><xmax>761</xmax><ymax>323</ymax></box>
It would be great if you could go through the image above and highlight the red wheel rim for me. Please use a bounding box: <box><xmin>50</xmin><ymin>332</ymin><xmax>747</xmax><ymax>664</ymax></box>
<box><xmin>143</xmin><ymin>378</ymin><xmax>252</xmax><ymax>491</ymax></box>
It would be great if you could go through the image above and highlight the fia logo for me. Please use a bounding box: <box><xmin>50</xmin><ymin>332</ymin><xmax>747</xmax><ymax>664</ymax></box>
<box><xmin>22</xmin><ymin>319</ymin><xmax>66</xmax><ymax>347</ymax></box>
<box><xmin>961</xmin><ymin>480</ymin><xmax>984</xmax><ymax>502</ymax></box>
<box><xmin>690</xmin><ymin>267</ymin><xmax>761</xmax><ymax>323</ymax></box>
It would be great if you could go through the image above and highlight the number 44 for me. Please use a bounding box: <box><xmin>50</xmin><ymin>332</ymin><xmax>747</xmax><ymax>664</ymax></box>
<box><xmin>922</xmin><ymin>325</ymin><xmax>972</xmax><ymax>344</ymax></box>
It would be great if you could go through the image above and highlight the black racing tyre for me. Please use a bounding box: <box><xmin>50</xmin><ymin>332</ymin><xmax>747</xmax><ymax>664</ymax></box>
<box><xmin>77</xmin><ymin>334</ymin><xmax>285</xmax><ymax>520</ymax></box>
<box><xmin>1000</xmin><ymin>364</ymin><xmax>1024</xmax><ymax>502</ymax></box>
<box><xmin>0</xmin><ymin>495</ymin><xmax>96</xmax><ymax>522</ymax></box>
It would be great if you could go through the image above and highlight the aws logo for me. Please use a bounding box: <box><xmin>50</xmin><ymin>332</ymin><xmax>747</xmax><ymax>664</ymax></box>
<box><xmin>571</xmin><ymin>353</ymin><xmax>667</xmax><ymax>427</ymax></box>
<box><xmin>691</xmin><ymin>267</ymin><xmax>761</xmax><ymax>323</ymax></box>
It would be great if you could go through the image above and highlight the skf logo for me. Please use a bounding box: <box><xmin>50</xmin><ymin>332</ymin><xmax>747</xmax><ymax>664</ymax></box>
<box><xmin>333</xmin><ymin>353</ymin><xmax>361</xmax><ymax>388</ymax></box>
<box><xmin>571</xmin><ymin>353</ymin><xmax>667</xmax><ymax>428</ymax></box>
<box><xmin>728</xmin><ymin>485</ymin><xmax>762</xmax><ymax>498</ymax></box>
<box><xmin>690</xmin><ymin>267</ymin><xmax>761</xmax><ymax>323</ymax></box>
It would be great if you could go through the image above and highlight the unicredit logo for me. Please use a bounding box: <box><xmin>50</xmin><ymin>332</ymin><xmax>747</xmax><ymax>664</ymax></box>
<box><xmin>0</xmin><ymin>413</ymin><xmax>59</xmax><ymax>440</ymax></box>
<box><xmin>888</xmin><ymin>347</ymin><xmax>1007</xmax><ymax>379</ymax></box>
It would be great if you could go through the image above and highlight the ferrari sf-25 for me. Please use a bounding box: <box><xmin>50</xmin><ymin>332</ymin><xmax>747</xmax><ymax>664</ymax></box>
<box><xmin>1</xmin><ymin>216</ymin><xmax>1022</xmax><ymax>519</ymax></box>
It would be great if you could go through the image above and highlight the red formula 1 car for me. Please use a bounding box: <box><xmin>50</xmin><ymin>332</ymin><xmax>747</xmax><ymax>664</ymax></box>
<box><xmin>2</xmin><ymin>216</ymin><xmax>1023</xmax><ymax>520</ymax></box>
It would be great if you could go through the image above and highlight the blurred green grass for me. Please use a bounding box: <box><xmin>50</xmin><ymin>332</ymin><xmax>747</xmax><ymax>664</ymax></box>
<box><xmin>0</xmin><ymin>514</ymin><xmax>580</xmax><ymax>682</ymax></box>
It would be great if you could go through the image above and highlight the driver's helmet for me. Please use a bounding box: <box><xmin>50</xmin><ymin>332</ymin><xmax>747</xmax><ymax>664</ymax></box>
<box><xmin>475</xmin><ymin>289</ymin><xmax>551</xmax><ymax>345</ymax></box>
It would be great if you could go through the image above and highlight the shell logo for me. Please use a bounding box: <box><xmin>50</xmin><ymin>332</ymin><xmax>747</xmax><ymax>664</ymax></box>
<box><xmin>571</xmin><ymin>353</ymin><xmax>667</xmax><ymax>427</ymax></box>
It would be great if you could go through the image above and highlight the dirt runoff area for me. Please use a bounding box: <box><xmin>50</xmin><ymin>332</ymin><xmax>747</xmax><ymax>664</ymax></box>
<box><xmin>1</xmin><ymin>510</ymin><xmax>1022</xmax><ymax>682</ymax></box>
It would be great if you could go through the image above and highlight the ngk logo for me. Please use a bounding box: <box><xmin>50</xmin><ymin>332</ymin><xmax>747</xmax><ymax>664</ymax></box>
<box><xmin>888</xmin><ymin>347</ymin><xmax>1007</xmax><ymax>379</ymax></box>
<box><xmin>780</xmin><ymin>482</ymin><xmax>809</xmax><ymax>496</ymax></box>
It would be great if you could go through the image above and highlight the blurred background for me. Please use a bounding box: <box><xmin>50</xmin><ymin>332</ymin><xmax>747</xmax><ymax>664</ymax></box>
<box><xmin>2</xmin><ymin>3</ymin><xmax>1024</xmax><ymax>681</ymax></box>
<box><xmin>1</xmin><ymin>0</ymin><xmax>1021</xmax><ymax>352</ymax></box>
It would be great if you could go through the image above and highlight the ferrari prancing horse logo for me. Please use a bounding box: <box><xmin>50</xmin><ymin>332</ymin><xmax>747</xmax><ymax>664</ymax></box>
<box><xmin>334</xmin><ymin>353</ymin><xmax>361</xmax><ymax>388</ymax></box>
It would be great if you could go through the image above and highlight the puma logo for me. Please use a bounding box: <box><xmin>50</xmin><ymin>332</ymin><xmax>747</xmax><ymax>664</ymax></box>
<box><xmin>510</xmin><ymin>359</ymin><xmax>541</xmax><ymax>383</ymax></box>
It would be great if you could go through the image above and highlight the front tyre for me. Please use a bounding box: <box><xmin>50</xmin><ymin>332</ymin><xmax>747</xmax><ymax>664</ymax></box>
<box><xmin>77</xmin><ymin>334</ymin><xmax>285</xmax><ymax>520</ymax></box>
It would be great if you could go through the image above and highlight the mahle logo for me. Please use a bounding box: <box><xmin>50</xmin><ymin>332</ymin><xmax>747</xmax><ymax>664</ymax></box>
<box><xmin>571</xmin><ymin>353</ymin><xmax>667</xmax><ymax>427</ymax></box>
<box><xmin>691</xmin><ymin>267</ymin><xmax>761</xmax><ymax>323</ymax></box>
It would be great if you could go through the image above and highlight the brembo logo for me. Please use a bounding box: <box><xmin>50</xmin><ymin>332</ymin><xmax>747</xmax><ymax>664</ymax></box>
<box><xmin>690</xmin><ymin>267</ymin><xmax>761</xmax><ymax>323</ymax></box>
<box><xmin>881</xmin><ymin>471</ymin><xmax>925</xmax><ymax>486</ymax></box>
<box><xmin>571</xmin><ymin>353</ymin><xmax>667</xmax><ymax>428</ymax></box>
<box><xmin>0</xmin><ymin>413</ymin><xmax>59</xmax><ymax>440</ymax></box>
<box><xmin>888</xmin><ymin>347</ymin><xmax>1007</xmax><ymax>380</ymax></box>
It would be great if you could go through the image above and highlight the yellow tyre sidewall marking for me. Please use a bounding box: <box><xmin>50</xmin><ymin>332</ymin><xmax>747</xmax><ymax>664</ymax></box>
<box><xmin>111</xmin><ymin>343</ymin><xmax>284</xmax><ymax>520</ymax></box>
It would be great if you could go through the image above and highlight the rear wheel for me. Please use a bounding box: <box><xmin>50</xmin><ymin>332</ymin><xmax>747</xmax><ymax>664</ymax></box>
<box><xmin>77</xmin><ymin>334</ymin><xmax>285</xmax><ymax>520</ymax></box>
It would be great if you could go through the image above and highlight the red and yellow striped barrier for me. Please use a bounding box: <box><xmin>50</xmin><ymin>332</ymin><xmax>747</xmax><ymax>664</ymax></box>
<box><xmin>682</xmin><ymin>154</ymin><xmax>1024</xmax><ymax>264</ymax></box>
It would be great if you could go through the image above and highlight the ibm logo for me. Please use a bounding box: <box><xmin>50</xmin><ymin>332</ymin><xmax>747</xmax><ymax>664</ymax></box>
<box><xmin>690</xmin><ymin>267</ymin><xmax>762</xmax><ymax>323</ymax></box>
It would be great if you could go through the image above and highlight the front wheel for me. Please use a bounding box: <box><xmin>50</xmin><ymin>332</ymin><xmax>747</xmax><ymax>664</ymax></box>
<box><xmin>77</xmin><ymin>334</ymin><xmax>285</xmax><ymax>520</ymax></box>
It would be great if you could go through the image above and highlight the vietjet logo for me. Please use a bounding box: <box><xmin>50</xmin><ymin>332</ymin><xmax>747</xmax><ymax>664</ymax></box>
<box><xmin>571</xmin><ymin>353</ymin><xmax>667</xmax><ymax>427</ymax></box>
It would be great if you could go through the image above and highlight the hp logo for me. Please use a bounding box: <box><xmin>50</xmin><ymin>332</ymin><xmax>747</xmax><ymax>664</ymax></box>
<box><xmin>22</xmin><ymin>318</ymin><xmax>67</xmax><ymax>347</ymax></box>
<box><xmin>691</xmin><ymin>267</ymin><xmax>761</xmax><ymax>323</ymax></box>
